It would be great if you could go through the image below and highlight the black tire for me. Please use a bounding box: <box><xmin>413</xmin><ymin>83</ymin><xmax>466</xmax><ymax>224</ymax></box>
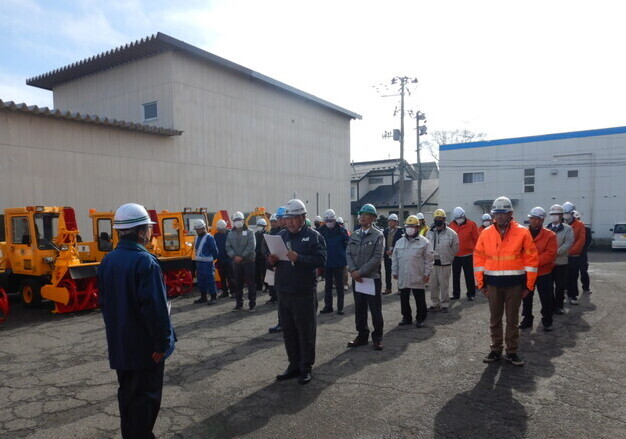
<box><xmin>21</xmin><ymin>279</ymin><xmax>43</xmax><ymax>308</ymax></box>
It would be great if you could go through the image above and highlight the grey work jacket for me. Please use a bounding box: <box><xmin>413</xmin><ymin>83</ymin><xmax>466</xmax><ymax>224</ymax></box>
<box><xmin>425</xmin><ymin>226</ymin><xmax>459</xmax><ymax>266</ymax></box>
<box><xmin>346</xmin><ymin>227</ymin><xmax>384</xmax><ymax>279</ymax></box>
<box><xmin>551</xmin><ymin>223</ymin><xmax>574</xmax><ymax>265</ymax></box>
<box><xmin>225</xmin><ymin>228</ymin><xmax>256</xmax><ymax>263</ymax></box>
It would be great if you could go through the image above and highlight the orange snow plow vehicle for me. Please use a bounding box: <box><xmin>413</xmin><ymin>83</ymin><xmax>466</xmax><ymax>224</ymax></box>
<box><xmin>79</xmin><ymin>208</ymin><xmax>200</xmax><ymax>298</ymax></box>
<box><xmin>0</xmin><ymin>206</ymin><xmax>99</xmax><ymax>317</ymax></box>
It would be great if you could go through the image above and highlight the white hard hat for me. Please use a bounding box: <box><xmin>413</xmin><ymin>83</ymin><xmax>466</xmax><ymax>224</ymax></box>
<box><xmin>416</xmin><ymin>213</ymin><xmax>425</xmax><ymax>220</ymax></box>
<box><xmin>314</xmin><ymin>215</ymin><xmax>322</xmax><ymax>222</ymax></box>
<box><xmin>257</xmin><ymin>218</ymin><xmax>267</xmax><ymax>226</ymax></box>
<box><xmin>528</xmin><ymin>206</ymin><xmax>546</xmax><ymax>219</ymax></box>
<box><xmin>388</xmin><ymin>213</ymin><xmax>399</xmax><ymax>221</ymax></box>
<box><xmin>216</xmin><ymin>219</ymin><xmax>227</xmax><ymax>229</ymax></box>
<box><xmin>232</xmin><ymin>211</ymin><xmax>244</xmax><ymax>221</ymax></box>
<box><xmin>193</xmin><ymin>219</ymin><xmax>206</xmax><ymax>229</ymax></box>
<box><xmin>113</xmin><ymin>203</ymin><xmax>156</xmax><ymax>229</ymax></box>
<box><xmin>491</xmin><ymin>196</ymin><xmax>513</xmax><ymax>214</ymax></box>
<box><xmin>453</xmin><ymin>207</ymin><xmax>466</xmax><ymax>219</ymax></box>
<box><xmin>549</xmin><ymin>204</ymin><xmax>564</xmax><ymax>215</ymax></box>
<box><xmin>481</xmin><ymin>213</ymin><xmax>492</xmax><ymax>221</ymax></box>
<box><xmin>283</xmin><ymin>199</ymin><xmax>307</xmax><ymax>217</ymax></box>
<box><xmin>269</xmin><ymin>214</ymin><xmax>278</xmax><ymax>222</ymax></box>
<box><xmin>562</xmin><ymin>201</ymin><xmax>576</xmax><ymax>214</ymax></box>
<box><xmin>324</xmin><ymin>209</ymin><xmax>336</xmax><ymax>220</ymax></box>
<box><xmin>336</xmin><ymin>216</ymin><xmax>344</xmax><ymax>224</ymax></box>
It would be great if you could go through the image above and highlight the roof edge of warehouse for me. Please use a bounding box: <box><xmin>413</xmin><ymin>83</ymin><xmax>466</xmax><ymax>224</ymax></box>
<box><xmin>440</xmin><ymin>125</ymin><xmax>626</xmax><ymax>151</ymax></box>
<box><xmin>0</xmin><ymin>99</ymin><xmax>183</xmax><ymax>137</ymax></box>
<box><xmin>26</xmin><ymin>32</ymin><xmax>362</xmax><ymax>120</ymax></box>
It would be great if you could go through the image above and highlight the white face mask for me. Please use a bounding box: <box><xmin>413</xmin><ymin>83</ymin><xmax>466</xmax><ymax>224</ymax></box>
<box><xmin>233</xmin><ymin>220</ymin><xmax>244</xmax><ymax>229</ymax></box>
<box><xmin>326</xmin><ymin>221</ymin><xmax>335</xmax><ymax>228</ymax></box>
<box><xmin>482</xmin><ymin>220</ymin><xmax>491</xmax><ymax>227</ymax></box>
<box><xmin>455</xmin><ymin>218</ymin><xmax>464</xmax><ymax>224</ymax></box>
<box><xmin>405</xmin><ymin>227</ymin><xmax>417</xmax><ymax>237</ymax></box>
<box><xmin>257</xmin><ymin>226</ymin><xmax>265</xmax><ymax>232</ymax></box>
<box><xmin>550</xmin><ymin>214</ymin><xmax>561</xmax><ymax>224</ymax></box>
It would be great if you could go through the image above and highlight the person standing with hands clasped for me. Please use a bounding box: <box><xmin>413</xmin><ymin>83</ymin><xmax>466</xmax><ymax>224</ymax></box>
<box><xmin>392</xmin><ymin>215</ymin><xmax>434</xmax><ymax>328</ymax></box>
<box><xmin>268</xmin><ymin>199</ymin><xmax>326</xmax><ymax>385</ymax></box>
<box><xmin>383</xmin><ymin>213</ymin><xmax>403</xmax><ymax>295</ymax></box>
<box><xmin>192</xmin><ymin>219</ymin><xmax>219</xmax><ymax>305</ymax></box>
<box><xmin>474</xmin><ymin>196</ymin><xmax>538</xmax><ymax>367</ymax></box>
<box><xmin>226</xmin><ymin>211</ymin><xmax>257</xmax><ymax>312</ymax></box>
<box><xmin>346</xmin><ymin>204</ymin><xmax>385</xmax><ymax>350</ymax></box>
<box><xmin>98</xmin><ymin>203</ymin><xmax>176</xmax><ymax>439</ymax></box>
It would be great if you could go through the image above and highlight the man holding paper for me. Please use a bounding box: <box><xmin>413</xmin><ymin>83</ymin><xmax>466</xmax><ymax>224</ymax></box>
<box><xmin>267</xmin><ymin>199</ymin><xmax>326</xmax><ymax>385</ymax></box>
<box><xmin>346</xmin><ymin>203</ymin><xmax>385</xmax><ymax>351</ymax></box>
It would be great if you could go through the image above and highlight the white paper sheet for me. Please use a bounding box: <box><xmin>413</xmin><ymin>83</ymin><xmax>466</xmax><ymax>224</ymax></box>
<box><xmin>265</xmin><ymin>269</ymin><xmax>275</xmax><ymax>286</ymax></box>
<box><xmin>354</xmin><ymin>277</ymin><xmax>376</xmax><ymax>295</ymax></box>
<box><xmin>263</xmin><ymin>234</ymin><xmax>290</xmax><ymax>261</ymax></box>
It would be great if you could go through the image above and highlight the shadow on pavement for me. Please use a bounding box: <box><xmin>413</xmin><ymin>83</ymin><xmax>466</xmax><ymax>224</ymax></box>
<box><xmin>433</xmin><ymin>294</ymin><xmax>595</xmax><ymax>438</ymax></box>
<box><xmin>172</xmin><ymin>303</ymin><xmax>452</xmax><ymax>438</ymax></box>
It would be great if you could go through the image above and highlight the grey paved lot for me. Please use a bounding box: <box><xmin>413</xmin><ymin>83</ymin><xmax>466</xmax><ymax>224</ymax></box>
<box><xmin>1</xmin><ymin>251</ymin><xmax>625</xmax><ymax>438</ymax></box>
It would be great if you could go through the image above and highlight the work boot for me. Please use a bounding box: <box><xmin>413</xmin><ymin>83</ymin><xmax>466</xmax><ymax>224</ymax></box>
<box><xmin>207</xmin><ymin>295</ymin><xmax>217</xmax><ymax>306</ymax></box>
<box><xmin>319</xmin><ymin>308</ymin><xmax>333</xmax><ymax>314</ymax></box>
<box><xmin>519</xmin><ymin>318</ymin><xmax>533</xmax><ymax>329</ymax></box>
<box><xmin>194</xmin><ymin>294</ymin><xmax>207</xmax><ymax>304</ymax></box>
<box><xmin>383</xmin><ymin>289</ymin><xmax>392</xmax><ymax>295</ymax></box>
<box><xmin>505</xmin><ymin>353</ymin><xmax>525</xmax><ymax>366</ymax></box>
<box><xmin>483</xmin><ymin>351</ymin><xmax>503</xmax><ymax>363</ymax></box>
<box><xmin>268</xmin><ymin>324</ymin><xmax>282</xmax><ymax>334</ymax></box>
<box><xmin>218</xmin><ymin>291</ymin><xmax>229</xmax><ymax>298</ymax></box>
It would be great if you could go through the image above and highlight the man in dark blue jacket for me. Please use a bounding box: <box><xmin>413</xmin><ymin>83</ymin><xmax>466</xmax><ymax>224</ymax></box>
<box><xmin>98</xmin><ymin>203</ymin><xmax>175</xmax><ymax>439</ymax></box>
<box><xmin>318</xmin><ymin>208</ymin><xmax>349</xmax><ymax>315</ymax></box>
<box><xmin>214</xmin><ymin>219</ymin><xmax>232</xmax><ymax>298</ymax></box>
<box><xmin>193</xmin><ymin>219</ymin><xmax>220</xmax><ymax>305</ymax></box>
<box><xmin>268</xmin><ymin>199</ymin><xmax>326</xmax><ymax>385</ymax></box>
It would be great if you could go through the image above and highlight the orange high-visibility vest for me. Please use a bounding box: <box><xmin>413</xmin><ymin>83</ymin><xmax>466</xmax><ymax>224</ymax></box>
<box><xmin>568</xmin><ymin>219</ymin><xmax>586</xmax><ymax>256</ymax></box>
<box><xmin>474</xmin><ymin>220</ymin><xmax>539</xmax><ymax>290</ymax></box>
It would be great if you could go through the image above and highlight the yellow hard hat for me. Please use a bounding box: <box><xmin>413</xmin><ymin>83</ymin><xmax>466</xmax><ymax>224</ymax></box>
<box><xmin>405</xmin><ymin>215</ymin><xmax>419</xmax><ymax>226</ymax></box>
<box><xmin>433</xmin><ymin>208</ymin><xmax>446</xmax><ymax>218</ymax></box>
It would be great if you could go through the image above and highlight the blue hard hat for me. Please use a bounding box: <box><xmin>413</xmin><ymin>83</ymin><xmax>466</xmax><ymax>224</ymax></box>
<box><xmin>276</xmin><ymin>206</ymin><xmax>286</xmax><ymax>218</ymax></box>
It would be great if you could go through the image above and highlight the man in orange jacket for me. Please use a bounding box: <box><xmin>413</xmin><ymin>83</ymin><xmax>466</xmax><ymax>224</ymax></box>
<box><xmin>563</xmin><ymin>201</ymin><xmax>585</xmax><ymax>305</ymax></box>
<box><xmin>449</xmin><ymin>207</ymin><xmax>479</xmax><ymax>301</ymax></box>
<box><xmin>520</xmin><ymin>207</ymin><xmax>557</xmax><ymax>331</ymax></box>
<box><xmin>474</xmin><ymin>196</ymin><xmax>538</xmax><ymax>367</ymax></box>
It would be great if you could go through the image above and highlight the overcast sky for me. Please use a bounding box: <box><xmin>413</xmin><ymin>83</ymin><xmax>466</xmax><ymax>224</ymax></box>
<box><xmin>2</xmin><ymin>0</ymin><xmax>625</xmax><ymax>164</ymax></box>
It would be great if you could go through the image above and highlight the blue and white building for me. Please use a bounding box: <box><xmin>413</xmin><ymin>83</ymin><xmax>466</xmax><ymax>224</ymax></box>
<box><xmin>438</xmin><ymin>126</ymin><xmax>626</xmax><ymax>243</ymax></box>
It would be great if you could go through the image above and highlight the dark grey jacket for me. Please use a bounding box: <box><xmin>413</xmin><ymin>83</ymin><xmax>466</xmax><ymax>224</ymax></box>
<box><xmin>225</xmin><ymin>228</ymin><xmax>256</xmax><ymax>263</ymax></box>
<box><xmin>346</xmin><ymin>227</ymin><xmax>384</xmax><ymax>279</ymax></box>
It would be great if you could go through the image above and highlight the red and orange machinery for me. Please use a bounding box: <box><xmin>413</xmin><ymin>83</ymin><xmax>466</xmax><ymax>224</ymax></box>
<box><xmin>80</xmin><ymin>209</ymin><xmax>198</xmax><ymax>298</ymax></box>
<box><xmin>0</xmin><ymin>206</ymin><xmax>99</xmax><ymax>317</ymax></box>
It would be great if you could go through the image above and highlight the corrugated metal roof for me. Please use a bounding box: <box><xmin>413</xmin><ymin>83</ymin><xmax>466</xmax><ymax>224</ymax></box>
<box><xmin>0</xmin><ymin>99</ymin><xmax>183</xmax><ymax>136</ymax></box>
<box><xmin>26</xmin><ymin>32</ymin><xmax>361</xmax><ymax>120</ymax></box>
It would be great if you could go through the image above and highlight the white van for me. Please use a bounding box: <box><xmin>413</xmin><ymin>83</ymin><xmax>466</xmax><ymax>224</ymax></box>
<box><xmin>610</xmin><ymin>222</ymin><xmax>626</xmax><ymax>249</ymax></box>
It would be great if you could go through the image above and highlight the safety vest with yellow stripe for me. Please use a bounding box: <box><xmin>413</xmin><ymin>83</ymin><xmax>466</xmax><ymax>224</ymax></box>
<box><xmin>473</xmin><ymin>221</ymin><xmax>539</xmax><ymax>291</ymax></box>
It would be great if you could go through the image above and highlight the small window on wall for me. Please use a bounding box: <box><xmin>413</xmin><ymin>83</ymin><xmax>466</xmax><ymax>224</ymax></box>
<box><xmin>568</xmin><ymin>170</ymin><xmax>579</xmax><ymax>178</ymax></box>
<box><xmin>462</xmin><ymin>172</ymin><xmax>484</xmax><ymax>183</ymax></box>
<box><xmin>369</xmin><ymin>177</ymin><xmax>383</xmax><ymax>184</ymax></box>
<box><xmin>524</xmin><ymin>168</ymin><xmax>535</xmax><ymax>193</ymax></box>
<box><xmin>162</xmin><ymin>218</ymin><xmax>180</xmax><ymax>251</ymax></box>
<box><xmin>143</xmin><ymin>101</ymin><xmax>157</xmax><ymax>121</ymax></box>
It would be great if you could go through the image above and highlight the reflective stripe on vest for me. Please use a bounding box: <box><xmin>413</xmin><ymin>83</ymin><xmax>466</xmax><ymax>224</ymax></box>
<box><xmin>194</xmin><ymin>234</ymin><xmax>214</xmax><ymax>262</ymax></box>
<box><xmin>484</xmin><ymin>269</ymin><xmax>525</xmax><ymax>276</ymax></box>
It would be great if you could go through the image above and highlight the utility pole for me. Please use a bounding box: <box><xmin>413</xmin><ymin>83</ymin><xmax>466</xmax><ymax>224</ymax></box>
<box><xmin>379</xmin><ymin>76</ymin><xmax>417</xmax><ymax>222</ymax></box>
<box><xmin>415</xmin><ymin>111</ymin><xmax>427</xmax><ymax>212</ymax></box>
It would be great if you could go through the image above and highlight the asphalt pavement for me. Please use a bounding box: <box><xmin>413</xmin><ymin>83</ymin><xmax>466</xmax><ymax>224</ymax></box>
<box><xmin>0</xmin><ymin>251</ymin><xmax>625</xmax><ymax>438</ymax></box>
